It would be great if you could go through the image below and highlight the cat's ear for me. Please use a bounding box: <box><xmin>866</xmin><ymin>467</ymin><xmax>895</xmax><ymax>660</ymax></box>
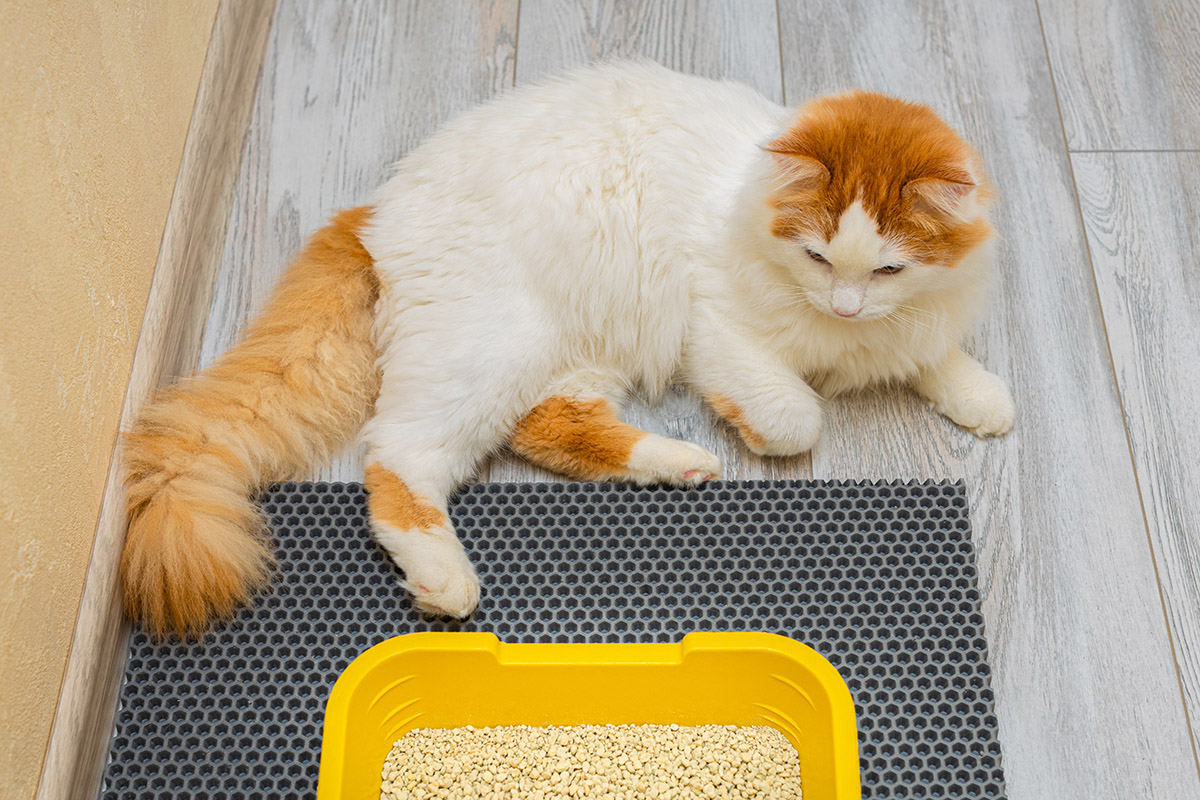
<box><xmin>762</xmin><ymin>144</ymin><xmax>830</xmax><ymax>190</ymax></box>
<box><xmin>903</xmin><ymin>177</ymin><xmax>977</xmax><ymax>218</ymax></box>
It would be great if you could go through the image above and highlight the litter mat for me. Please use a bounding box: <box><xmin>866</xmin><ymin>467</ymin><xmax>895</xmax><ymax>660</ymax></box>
<box><xmin>102</xmin><ymin>480</ymin><xmax>1007</xmax><ymax>799</ymax></box>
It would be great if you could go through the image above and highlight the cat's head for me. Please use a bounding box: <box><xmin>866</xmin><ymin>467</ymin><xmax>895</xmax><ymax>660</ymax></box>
<box><xmin>762</xmin><ymin>90</ymin><xmax>992</xmax><ymax>320</ymax></box>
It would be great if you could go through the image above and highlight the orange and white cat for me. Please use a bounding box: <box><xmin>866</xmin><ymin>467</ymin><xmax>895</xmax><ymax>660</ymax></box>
<box><xmin>122</xmin><ymin>61</ymin><xmax>1013</xmax><ymax>637</ymax></box>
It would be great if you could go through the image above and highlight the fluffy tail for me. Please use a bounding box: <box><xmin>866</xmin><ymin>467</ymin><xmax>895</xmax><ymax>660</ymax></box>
<box><xmin>121</xmin><ymin>207</ymin><xmax>380</xmax><ymax>638</ymax></box>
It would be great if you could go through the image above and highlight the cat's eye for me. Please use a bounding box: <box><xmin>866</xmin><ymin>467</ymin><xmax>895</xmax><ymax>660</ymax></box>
<box><xmin>875</xmin><ymin>265</ymin><xmax>905</xmax><ymax>275</ymax></box>
<box><xmin>804</xmin><ymin>247</ymin><xmax>829</xmax><ymax>265</ymax></box>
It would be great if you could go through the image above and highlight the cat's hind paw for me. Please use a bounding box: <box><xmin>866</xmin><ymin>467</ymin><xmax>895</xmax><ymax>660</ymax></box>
<box><xmin>408</xmin><ymin>565</ymin><xmax>480</xmax><ymax>620</ymax></box>
<box><xmin>402</xmin><ymin>538</ymin><xmax>480</xmax><ymax>618</ymax></box>
<box><xmin>373</xmin><ymin>520</ymin><xmax>481</xmax><ymax>618</ymax></box>
<box><xmin>627</xmin><ymin>434</ymin><xmax>722</xmax><ymax>486</ymax></box>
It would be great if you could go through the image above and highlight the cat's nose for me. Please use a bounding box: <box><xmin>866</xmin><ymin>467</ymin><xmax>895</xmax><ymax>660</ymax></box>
<box><xmin>830</xmin><ymin>283</ymin><xmax>864</xmax><ymax>317</ymax></box>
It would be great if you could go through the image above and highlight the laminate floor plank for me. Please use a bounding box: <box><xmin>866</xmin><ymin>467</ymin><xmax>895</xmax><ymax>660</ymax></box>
<box><xmin>1073</xmin><ymin>149</ymin><xmax>1200</xmax><ymax>749</ymax></box>
<box><xmin>514</xmin><ymin>0</ymin><xmax>783</xmax><ymax>100</ymax></box>
<box><xmin>1037</xmin><ymin>0</ymin><xmax>1200</xmax><ymax>150</ymax></box>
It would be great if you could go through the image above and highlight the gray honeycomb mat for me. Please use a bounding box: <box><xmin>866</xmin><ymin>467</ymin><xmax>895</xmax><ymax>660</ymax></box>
<box><xmin>103</xmin><ymin>480</ymin><xmax>1006</xmax><ymax>799</ymax></box>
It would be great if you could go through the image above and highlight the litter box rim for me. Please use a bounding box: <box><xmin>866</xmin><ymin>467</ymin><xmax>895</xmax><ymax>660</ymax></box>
<box><xmin>319</xmin><ymin>631</ymin><xmax>860</xmax><ymax>800</ymax></box>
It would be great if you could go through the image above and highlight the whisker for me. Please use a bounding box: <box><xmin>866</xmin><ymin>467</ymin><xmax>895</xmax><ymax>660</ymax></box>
<box><xmin>888</xmin><ymin>305</ymin><xmax>954</xmax><ymax>347</ymax></box>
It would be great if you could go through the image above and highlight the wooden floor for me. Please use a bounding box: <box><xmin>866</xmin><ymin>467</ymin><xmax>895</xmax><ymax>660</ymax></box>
<box><xmin>198</xmin><ymin>1</ymin><xmax>1200</xmax><ymax>797</ymax></box>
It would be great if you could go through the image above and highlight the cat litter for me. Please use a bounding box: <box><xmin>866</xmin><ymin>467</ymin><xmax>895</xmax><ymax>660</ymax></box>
<box><xmin>103</xmin><ymin>479</ymin><xmax>1006</xmax><ymax>799</ymax></box>
<box><xmin>380</xmin><ymin>724</ymin><xmax>802</xmax><ymax>800</ymax></box>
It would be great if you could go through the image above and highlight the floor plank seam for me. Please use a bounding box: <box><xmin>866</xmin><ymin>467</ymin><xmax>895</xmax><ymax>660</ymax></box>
<box><xmin>774</xmin><ymin>0</ymin><xmax>787</xmax><ymax>105</ymax></box>
<box><xmin>1070</xmin><ymin>148</ymin><xmax>1200</xmax><ymax>153</ymax></box>
<box><xmin>511</xmin><ymin>0</ymin><xmax>523</xmax><ymax>89</ymax></box>
<box><xmin>1032</xmin><ymin>0</ymin><xmax>1200</xmax><ymax>778</ymax></box>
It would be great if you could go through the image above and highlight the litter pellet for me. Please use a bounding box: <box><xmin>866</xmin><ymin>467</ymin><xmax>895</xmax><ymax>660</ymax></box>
<box><xmin>380</xmin><ymin>723</ymin><xmax>802</xmax><ymax>799</ymax></box>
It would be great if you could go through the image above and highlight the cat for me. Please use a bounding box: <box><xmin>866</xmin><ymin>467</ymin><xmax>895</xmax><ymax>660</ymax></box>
<box><xmin>121</xmin><ymin>60</ymin><xmax>1014</xmax><ymax>638</ymax></box>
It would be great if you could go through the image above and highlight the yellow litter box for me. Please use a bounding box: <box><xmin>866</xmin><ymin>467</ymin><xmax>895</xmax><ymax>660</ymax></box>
<box><xmin>318</xmin><ymin>631</ymin><xmax>860</xmax><ymax>799</ymax></box>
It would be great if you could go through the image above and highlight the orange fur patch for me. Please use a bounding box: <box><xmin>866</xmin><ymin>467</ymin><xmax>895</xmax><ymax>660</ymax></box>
<box><xmin>364</xmin><ymin>463</ymin><xmax>448</xmax><ymax>531</ymax></box>
<box><xmin>766</xmin><ymin>91</ymin><xmax>992</xmax><ymax>266</ymax></box>
<box><xmin>706</xmin><ymin>395</ymin><xmax>767</xmax><ymax>451</ymax></box>
<box><xmin>511</xmin><ymin>397</ymin><xmax>648</xmax><ymax>480</ymax></box>
<box><xmin>121</xmin><ymin>206</ymin><xmax>380</xmax><ymax>639</ymax></box>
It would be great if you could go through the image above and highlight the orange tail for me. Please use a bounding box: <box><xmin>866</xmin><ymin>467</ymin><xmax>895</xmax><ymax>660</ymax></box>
<box><xmin>121</xmin><ymin>207</ymin><xmax>379</xmax><ymax>638</ymax></box>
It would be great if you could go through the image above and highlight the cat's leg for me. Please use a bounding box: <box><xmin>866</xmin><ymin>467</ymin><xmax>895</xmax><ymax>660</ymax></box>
<box><xmin>913</xmin><ymin>345</ymin><xmax>1015</xmax><ymax>437</ymax></box>
<box><xmin>362</xmin><ymin>459</ymin><xmax>480</xmax><ymax>618</ymax></box>
<box><xmin>685</xmin><ymin>327</ymin><xmax>823</xmax><ymax>457</ymax></box>
<box><xmin>362</xmin><ymin>324</ymin><xmax>537</xmax><ymax>618</ymax></box>
<box><xmin>510</xmin><ymin>372</ymin><xmax>721</xmax><ymax>486</ymax></box>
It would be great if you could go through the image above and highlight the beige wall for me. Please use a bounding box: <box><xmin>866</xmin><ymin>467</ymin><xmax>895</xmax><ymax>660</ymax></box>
<box><xmin>0</xmin><ymin>1</ymin><xmax>221</xmax><ymax>797</ymax></box>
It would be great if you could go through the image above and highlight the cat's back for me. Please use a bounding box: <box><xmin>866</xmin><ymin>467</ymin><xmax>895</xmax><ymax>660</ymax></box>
<box><xmin>497</xmin><ymin>59</ymin><xmax>782</xmax><ymax>146</ymax></box>
<box><xmin>365</xmin><ymin>61</ymin><xmax>784</xmax><ymax>390</ymax></box>
<box><xmin>372</xmin><ymin>60</ymin><xmax>783</xmax><ymax>226</ymax></box>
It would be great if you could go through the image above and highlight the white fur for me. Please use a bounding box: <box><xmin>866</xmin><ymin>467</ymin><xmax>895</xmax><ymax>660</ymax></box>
<box><xmin>358</xmin><ymin>60</ymin><xmax>1009</xmax><ymax>616</ymax></box>
<box><xmin>370</xmin><ymin>518</ymin><xmax>480</xmax><ymax>618</ymax></box>
<box><xmin>914</xmin><ymin>346</ymin><xmax>1016</xmax><ymax>437</ymax></box>
<box><xmin>626</xmin><ymin>435</ymin><xmax>722</xmax><ymax>485</ymax></box>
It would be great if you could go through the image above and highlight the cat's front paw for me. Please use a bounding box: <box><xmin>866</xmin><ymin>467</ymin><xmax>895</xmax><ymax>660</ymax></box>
<box><xmin>709</xmin><ymin>392</ymin><xmax>823</xmax><ymax>456</ymax></box>
<box><xmin>749</xmin><ymin>404</ymin><xmax>823</xmax><ymax>456</ymax></box>
<box><xmin>627</xmin><ymin>434</ymin><xmax>722</xmax><ymax>486</ymax></box>
<box><xmin>938</xmin><ymin>370</ymin><xmax>1015</xmax><ymax>438</ymax></box>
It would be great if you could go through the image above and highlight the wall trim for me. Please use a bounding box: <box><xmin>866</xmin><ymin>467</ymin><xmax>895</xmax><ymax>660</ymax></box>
<box><xmin>35</xmin><ymin>1</ymin><xmax>276</xmax><ymax>797</ymax></box>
